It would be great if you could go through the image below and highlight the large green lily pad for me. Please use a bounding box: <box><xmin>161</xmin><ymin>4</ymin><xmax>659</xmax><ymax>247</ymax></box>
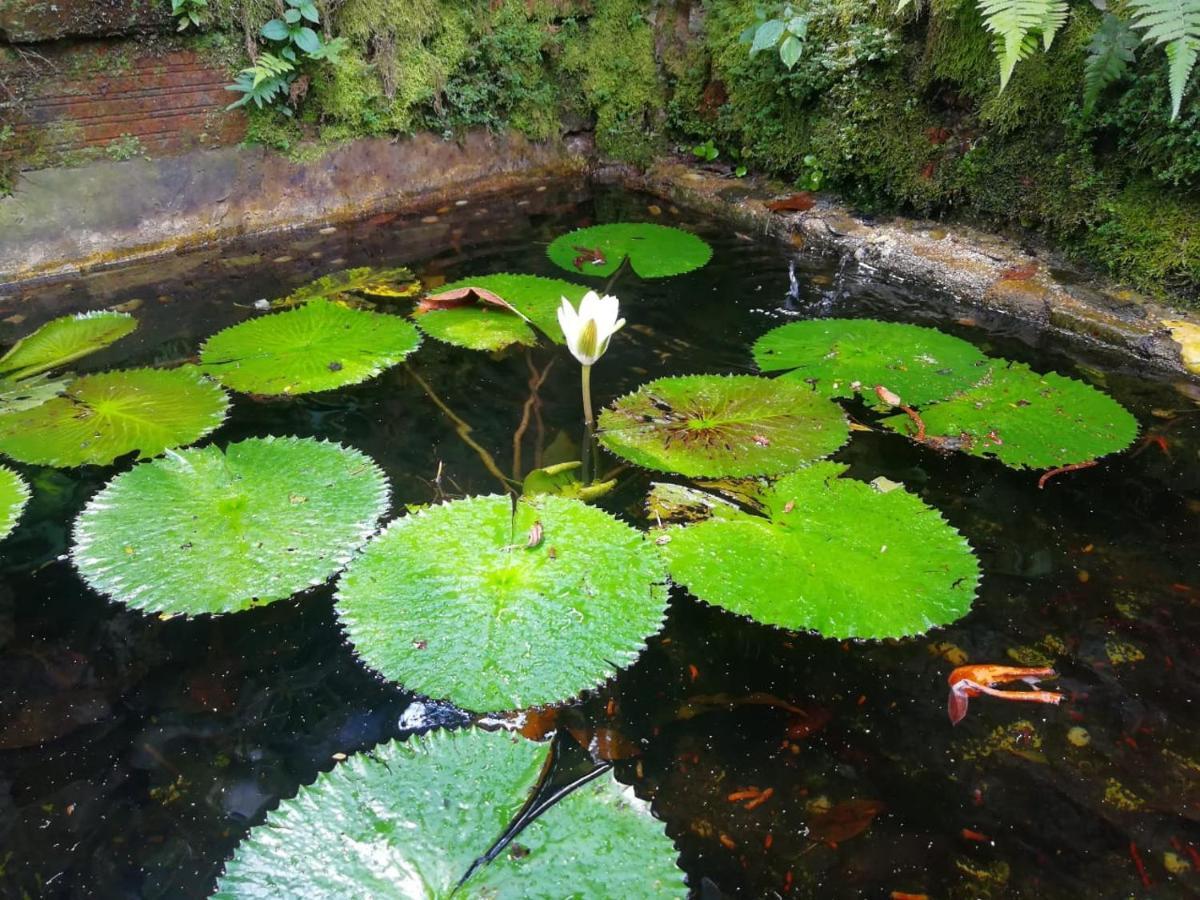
<box><xmin>199</xmin><ymin>299</ymin><xmax>421</xmax><ymax>395</ymax></box>
<box><xmin>547</xmin><ymin>224</ymin><xmax>713</xmax><ymax>279</ymax></box>
<box><xmin>882</xmin><ymin>362</ymin><xmax>1140</xmax><ymax>469</ymax></box>
<box><xmin>72</xmin><ymin>436</ymin><xmax>390</xmax><ymax>616</ymax></box>
<box><xmin>657</xmin><ymin>463</ymin><xmax>980</xmax><ymax>639</ymax></box>
<box><xmin>277</xmin><ymin>266</ymin><xmax>422</xmax><ymax>307</ymax></box>
<box><xmin>0</xmin><ymin>465</ymin><xmax>29</xmax><ymax>541</ymax></box>
<box><xmin>598</xmin><ymin>374</ymin><xmax>850</xmax><ymax>478</ymax></box>
<box><xmin>0</xmin><ymin>368</ymin><xmax>229</xmax><ymax>468</ymax></box>
<box><xmin>752</xmin><ymin>318</ymin><xmax>990</xmax><ymax>408</ymax></box>
<box><xmin>335</xmin><ymin>493</ymin><xmax>669</xmax><ymax>712</ymax></box>
<box><xmin>414</xmin><ymin>274</ymin><xmax>591</xmax><ymax>349</ymax></box>
<box><xmin>0</xmin><ymin>311</ymin><xmax>137</xmax><ymax>381</ymax></box>
<box><xmin>215</xmin><ymin>728</ymin><xmax>684</xmax><ymax>899</ymax></box>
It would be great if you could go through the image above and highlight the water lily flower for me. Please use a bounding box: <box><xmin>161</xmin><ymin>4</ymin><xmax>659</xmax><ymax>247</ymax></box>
<box><xmin>558</xmin><ymin>291</ymin><xmax>625</xmax><ymax>425</ymax></box>
<box><xmin>947</xmin><ymin>664</ymin><xmax>1063</xmax><ymax>725</ymax></box>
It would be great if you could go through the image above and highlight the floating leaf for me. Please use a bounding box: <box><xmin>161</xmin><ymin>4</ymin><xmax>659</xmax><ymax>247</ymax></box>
<box><xmin>0</xmin><ymin>368</ymin><xmax>229</xmax><ymax>468</ymax></box>
<box><xmin>0</xmin><ymin>311</ymin><xmax>137</xmax><ymax>381</ymax></box>
<box><xmin>547</xmin><ymin>224</ymin><xmax>713</xmax><ymax>279</ymax></box>
<box><xmin>215</xmin><ymin>728</ymin><xmax>684</xmax><ymax>899</ymax></box>
<box><xmin>0</xmin><ymin>465</ymin><xmax>29</xmax><ymax>541</ymax></box>
<box><xmin>882</xmin><ymin>362</ymin><xmax>1140</xmax><ymax>469</ymax></box>
<box><xmin>336</xmin><ymin>493</ymin><xmax>668</xmax><ymax>712</ymax></box>
<box><xmin>0</xmin><ymin>372</ymin><xmax>70</xmax><ymax>414</ymax></box>
<box><xmin>752</xmin><ymin>319</ymin><xmax>989</xmax><ymax>408</ymax></box>
<box><xmin>72</xmin><ymin>436</ymin><xmax>390</xmax><ymax>616</ymax></box>
<box><xmin>658</xmin><ymin>463</ymin><xmax>979</xmax><ymax>639</ymax></box>
<box><xmin>418</xmin><ymin>273</ymin><xmax>591</xmax><ymax>347</ymax></box>
<box><xmin>199</xmin><ymin>299</ymin><xmax>421</xmax><ymax>395</ymax></box>
<box><xmin>598</xmin><ymin>375</ymin><xmax>849</xmax><ymax>478</ymax></box>
<box><xmin>645</xmin><ymin>482</ymin><xmax>744</xmax><ymax>524</ymax></box>
<box><xmin>277</xmin><ymin>266</ymin><xmax>421</xmax><ymax>306</ymax></box>
<box><xmin>522</xmin><ymin>461</ymin><xmax>616</xmax><ymax>503</ymax></box>
<box><xmin>414</xmin><ymin>298</ymin><xmax>537</xmax><ymax>352</ymax></box>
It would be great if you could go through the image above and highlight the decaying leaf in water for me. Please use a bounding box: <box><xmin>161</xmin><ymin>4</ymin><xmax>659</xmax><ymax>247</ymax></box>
<box><xmin>765</xmin><ymin>192</ymin><xmax>816</xmax><ymax>213</ymax></box>
<box><xmin>806</xmin><ymin>799</ymin><xmax>886</xmax><ymax>844</ymax></box>
<box><xmin>416</xmin><ymin>286</ymin><xmax>526</xmax><ymax>316</ymax></box>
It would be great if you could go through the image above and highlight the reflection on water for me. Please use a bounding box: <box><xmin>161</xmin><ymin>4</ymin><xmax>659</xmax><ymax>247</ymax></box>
<box><xmin>1</xmin><ymin>184</ymin><xmax>1198</xmax><ymax>898</ymax></box>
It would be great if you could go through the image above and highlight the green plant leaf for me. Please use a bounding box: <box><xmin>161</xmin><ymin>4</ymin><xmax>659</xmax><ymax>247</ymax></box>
<box><xmin>199</xmin><ymin>299</ymin><xmax>421</xmax><ymax>396</ymax></box>
<box><xmin>1082</xmin><ymin>13</ymin><xmax>1138</xmax><ymax>115</ymax></box>
<box><xmin>414</xmin><ymin>306</ymin><xmax>538</xmax><ymax>352</ymax></box>
<box><xmin>215</xmin><ymin>728</ymin><xmax>684</xmax><ymax>899</ymax></box>
<box><xmin>72</xmin><ymin>436</ymin><xmax>390</xmax><ymax>616</ymax></box>
<box><xmin>0</xmin><ymin>311</ymin><xmax>137</xmax><ymax>381</ymax></box>
<box><xmin>598</xmin><ymin>374</ymin><xmax>849</xmax><ymax>478</ymax></box>
<box><xmin>260</xmin><ymin>18</ymin><xmax>288</xmax><ymax>39</ymax></box>
<box><xmin>882</xmin><ymin>361</ymin><xmax>1140</xmax><ymax>469</ymax></box>
<box><xmin>0</xmin><ymin>465</ymin><xmax>30</xmax><ymax>541</ymax></box>
<box><xmin>658</xmin><ymin>463</ymin><xmax>980</xmax><ymax>639</ymax></box>
<box><xmin>0</xmin><ymin>373</ymin><xmax>70</xmax><ymax>415</ymax></box>
<box><xmin>779</xmin><ymin>33</ymin><xmax>804</xmax><ymax>67</ymax></box>
<box><xmin>750</xmin><ymin>18</ymin><xmax>785</xmax><ymax>54</ymax></box>
<box><xmin>0</xmin><ymin>368</ymin><xmax>229</xmax><ymax>468</ymax></box>
<box><xmin>335</xmin><ymin>493</ymin><xmax>668</xmax><ymax>712</ymax></box>
<box><xmin>419</xmin><ymin>274</ymin><xmax>592</xmax><ymax>346</ymax></box>
<box><xmin>278</xmin><ymin>266</ymin><xmax>421</xmax><ymax>306</ymax></box>
<box><xmin>752</xmin><ymin>318</ymin><xmax>990</xmax><ymax>409</ymax></box>
<box><xmin>522</xmin><ymin>461</ymin><xmax>617</xmax><ymax>502</ymax></box>
<box><xmin>547</xmin><ymin>224</ymin><xmax>713</xmax><ymax>279</ymax></box>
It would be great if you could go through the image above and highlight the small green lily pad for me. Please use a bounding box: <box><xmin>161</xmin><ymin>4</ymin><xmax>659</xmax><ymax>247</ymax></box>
<box><xmin>598</xmin><ymin>374</ymin><xmax>850</xmax><ymax>477</ymax></box>
<box><xmin>0</xmin><ymin>465</ymin><xmax>30</xmax><ymax>541</ymax></box>
<box><xmin>335</xmin><ymin>493</ymin><xmax>668</xmax><ymax>712</ymax></box>
<box><xmin>0</xmin><ymin>373</ymin><xmax>70</xmax><ymax>415</ymax></box>
<box><xmin>418</xmin><ymin>274</ymin><xmax>592</xmax><ymax>347</ymax></box>
<box><xmin>199</xmin><ymin>299</ymin><xmax>421</xmax><ymax>395</ymax></box>
<box><xmin>0</xmin><ymin>368</ymin><xmax>229</xmax><ymax>468</ymax></box>
<box><xmin>215</xmin><ymin>728</ymin><xmax>684</xmax><ymax>899</ymax></box>
<box><xmin>547</xmin><ymin>224</ymin><xmax>713</xmax><ymax>279</ymax></box>
<box><xmin>278</xmin><ymin>266</ymin><xmax>421</xmax><ymax>306</ymax></box>
<box><xmin>882</xmin><ymin>362</ymin><xmax>1140</xmax><ymax>469</ymax></box>
<box><xmin>0</xmin><ymin>311</ymin><xmax>137</xmax><ymax>381</ymax></box>
<box><xmin>658</xmin><ymin>463</ymin><xmax>980</xmax><ymax>639</ymax></box>
<box><xmin>752</xmin><ymin>318</ymin><xmax>989</xmax><ymax>408</ymax></box>
<box><xmin>72</xmin><ymin>436</ymin><xmax>390</xmax><ymax>616</ymax></box>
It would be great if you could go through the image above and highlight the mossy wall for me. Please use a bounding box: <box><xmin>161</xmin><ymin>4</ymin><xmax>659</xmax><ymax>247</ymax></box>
<box><xmin>2</xmin><ymin>0</ymin><xmax>1197</xmax><ymax>301</ymax></box>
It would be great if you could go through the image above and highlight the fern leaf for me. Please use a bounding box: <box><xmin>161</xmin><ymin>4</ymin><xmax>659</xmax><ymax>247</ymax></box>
<box><xmin>977</xmin><ymin>0</ymin><xmax>1068</xmax><ymax>89</ymax></box>
<box><xmin>1127</xmin><ymin>0</ymin><xmax>1200</xmax><ymax>119</ymax></box>
<box><xmin>1082</xmin><ymin>14</ymin><xmax>1139</xmax><ymax>115</ymax></box>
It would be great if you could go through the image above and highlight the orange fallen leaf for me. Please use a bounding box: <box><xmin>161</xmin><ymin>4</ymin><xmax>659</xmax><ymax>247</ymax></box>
<box><xmin>766</xmin><ymin>192</ymin><xmax>816</xmax><ymax>213</ymax></box>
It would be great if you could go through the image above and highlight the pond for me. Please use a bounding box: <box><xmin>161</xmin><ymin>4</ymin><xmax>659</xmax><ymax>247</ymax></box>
<box><xmin>0</xmin><ymin>184</ymin><xmax>1198</xmax><ymax>898</ymax></box>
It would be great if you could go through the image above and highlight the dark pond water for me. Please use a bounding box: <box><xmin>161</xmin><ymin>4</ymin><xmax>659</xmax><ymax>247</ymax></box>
<box><xmin>1</xmin><ymin>184</ymin><xmax>1199</xmax><ymax>899</ymax></box>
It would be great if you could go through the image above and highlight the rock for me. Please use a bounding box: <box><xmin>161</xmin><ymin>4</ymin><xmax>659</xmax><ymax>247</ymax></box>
<box><xmin>0</xmin><ymin>0</ymin><xmax>173</xmax><ymax>42</ymax></box>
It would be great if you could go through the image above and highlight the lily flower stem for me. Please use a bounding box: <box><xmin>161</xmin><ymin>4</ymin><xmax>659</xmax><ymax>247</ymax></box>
<box><xmin>604</xmin><ymin>256</ymin><xmax>630</xmax><ymax>294</ymax></box>
<box><xmin>581</xmin><ymin>364</ymin><xmax>594</xmax><ymax>427</ymax></box>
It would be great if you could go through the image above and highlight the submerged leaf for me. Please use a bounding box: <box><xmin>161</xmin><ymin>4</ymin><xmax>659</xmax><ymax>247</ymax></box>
<box><xmin>199</xmin><ymin>299</ymin><xmax>421</xmax><ymax>395</ymax></box>
<box><xmin>0</xmin><ymin>465</ymin><xmax>29</xmax><ymax>541</ymax></box>
<box><xmin>335</xmin><ymin>493</ymin><xmax>669</xmax><ymax>712</ymax></box>
<box><xmin>658</xmin><ymin>463</ymin><xmax>980</xmax><ymax>639</ymax></box>
<box><xmin>72</xmin><ymin>436</ymin><xmax>390</xmax><ymax>615</ymax></box>
<box><xmin>522</xmin><ymin>461</ymin><xmax>617</xmax><ymax>502</ymax></box>
<box><xmin>599</xmin><ymin>374</ymin><xmax>849</xmax><ymax>477</ymax></box>
<box><xmin>752</xmin><ymin>318</ymin><xmax>989</xmax><ymax>408</ymax></box>
<box><xmin>419</xmin><ymin>273</ymin><xmax>591</xmax><ymax>346</ymax></box>
<box><xmin>882</xmin><ymin>361</ymin><xmax>1139</xmax><ymax>469</ymax></box>
<box><xmin>215</xmin><ymin>729</ymin><xmax>684</xmax><ymax>899</ymax></box>
<box><xmin>547</xmin><ymin>224</ymin><xmax>713</xmax><ymax>279</ymax></box>
<box><xmin>0</xmin><ymin>311</ymin><xmax>137</xmax><ymax>381</ymax></box>
<box><xmin>0</xmin><ymin>368</ymin><xmax>229</xmax><ymax>468</ymax></box>
<box><xmin>0</xmin><ymin>372</ymin><xmax>71</xmax><ymax>415</ymax></box>
<box><xmin>277</xmin><ymin>266</ymin><xmax>421</xmax><ymax>306</ymax></box>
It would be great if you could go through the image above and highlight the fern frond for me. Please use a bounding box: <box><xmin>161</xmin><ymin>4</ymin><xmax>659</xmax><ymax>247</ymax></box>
<box><xmin>977</xmin><ymin>0</ymin><xmax>1068</xmax><ymax>89</ymax></box>
<box><xmin>1128</xmin><ymin>0</ymin><xmax>1200</xmax><ymax>119</ymax></box>
<box><xmin>1082</xmin><ymin>14</ymin><xmax>1139</xmax><ymax>115</ymax></box>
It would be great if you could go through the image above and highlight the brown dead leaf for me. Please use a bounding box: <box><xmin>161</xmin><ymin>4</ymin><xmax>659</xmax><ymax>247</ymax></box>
<box><xmin>807</xmin><ymin>798</ymin><xmax>886</xmax><ymax>844</ymax></box>
<box><xmin>766</xmin><ymin>192</ymin><xmax>816</xmax><ymax>213</ymax></box>
<box><xmin>416</xmin><ymin>286</ymin><xmax>522</xmax><ymax>315</ymax></box>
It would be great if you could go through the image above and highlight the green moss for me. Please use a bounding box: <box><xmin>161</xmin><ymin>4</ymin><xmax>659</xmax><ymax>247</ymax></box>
<box><xmin>558</xmin><ymin>0</ymin><xmax>665</xmax><ymax>165</ymax></box>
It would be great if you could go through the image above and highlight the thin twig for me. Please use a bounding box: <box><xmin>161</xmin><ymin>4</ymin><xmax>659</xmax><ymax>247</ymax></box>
<box><xmin>512</xmin><ymin>351</ymin><xmax>555</xmax><ymax>480</ymax></box>
<box><xmin>406</xmin><ymin>364</ymin><xmax>516</xmax><ymax>494</ymax></box>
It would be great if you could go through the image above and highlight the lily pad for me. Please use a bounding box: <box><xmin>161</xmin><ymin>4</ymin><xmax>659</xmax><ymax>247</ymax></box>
<box><xmin>0</xmin><ymin>311</ymin><xmax>137</xmax><ymax>381</ymax></box>
<box><xmin>547</xmin><ymin>224</ymin><xmax>713</xmax><ymax>279</ymax></box>
<box><xmin>215</xmin><ymin>728</ymin><xmax>684</xmax><ymax>899</ymax></box>
<box><xmin>882</xmin><ymin>362</ymin><xmax>1140</xmax><ymax>469</ymax></box>
<box><xmin>199</xmin><ymin>299</ymin><xmax>421</xmax><ymax>395</ymax></box>
<box><xmin>0</xmin><ymin>465</ymin><xmax>29</xmax><ymax>541</ymax></box>
<box><xmin>335</xmin><ymin>493</ymin><xmax>668</xmax><ymax>712</ymax></box>
<box><xmin>278</xmin><ymin>266</ymin><xmax>421</xmax><ymax>306</ymax></box>
<box><xmin>416</xmin><ymin>274</ymin><xmax>591</xmax><ymax>348</ymax></box>
<box><xmin>72</xmin><ymin>436</ymin><xmax>390</xmax><ymax>616</ymax></box>
<box><xmin>598</xmin><ymin>374</ymin><xmax>849</xmax><ymax>478</ymax></box>
<box><xmin>752</xmin><ymin>318</ymin><xmax>989</xmax><ymax>408</ymax></box>
<box><xmin>657</xmin><ymin>463</ymin><xmax>980</xmax><ymax>639</ymax></box>
<box><xmin>0</xmin><ymin>368</ymin><xmax>229</xmax><ymax>468</ymax></box>
<box><xmin>0</xmin><ymin>373</ymin><xmax>71</xmax><ymax>415</ymax></box>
